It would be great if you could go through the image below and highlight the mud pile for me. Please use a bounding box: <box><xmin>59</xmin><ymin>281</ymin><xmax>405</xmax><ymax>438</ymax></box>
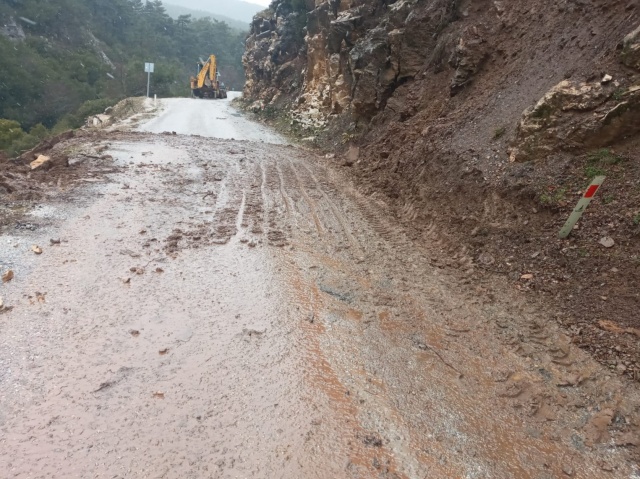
<box><xmin>0</xmin><ymin>129</ymin><xmax>130</xmax><ymax>228</ymax></box>
<box><xmin>243</xmin><ymin>0</ymin><xmax>640</xmax><ymax>378</ymax></box>
<box><xmin>0</xmin><ymin>97</ymin><xmax>150</xmax><ymax>207</ymax></box>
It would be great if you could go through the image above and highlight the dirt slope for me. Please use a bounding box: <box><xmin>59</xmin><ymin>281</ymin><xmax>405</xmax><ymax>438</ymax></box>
<box><xmin>241</xmin><ymin>0</ymin><xmax>640</xmax><ymax>381</ymax></box>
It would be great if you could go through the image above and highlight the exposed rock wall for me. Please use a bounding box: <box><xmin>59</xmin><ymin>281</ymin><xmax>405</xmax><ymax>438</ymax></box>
<box><xmin>244</xmin><ymin>0</ymin><xmax>640</xmax><ymax>158</ymax></box>
<box><xmin>0</xmin><ymin>17</ymin><xmax>26</xmax><ymax>41</ymax></box>
<box><xmin>244</xmin><ymin>0</ymin><xmax>469</xmax><ymax>125</ymax></box>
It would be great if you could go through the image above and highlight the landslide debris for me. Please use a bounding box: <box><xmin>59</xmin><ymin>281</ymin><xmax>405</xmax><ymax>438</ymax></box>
<box><xmin>242</xmin><ymin>1</ymin><xmax>640</xmax><ymax>379</ymax></box>
<box><xmin>0</xmin><ymin>128</ymin><xmax>148</xmax><ymax>230</ymax></box>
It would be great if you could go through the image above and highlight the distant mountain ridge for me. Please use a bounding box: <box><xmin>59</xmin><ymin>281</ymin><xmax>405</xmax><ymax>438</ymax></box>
<box><xmin>164</xmin><ymin>3</ymin><xmax>249</xmax><ymax>31</ymax></box>
<box><xmin>166</xmin><ymin>0</ymin><xmax>263</xmax><ymax>24</ymax></box>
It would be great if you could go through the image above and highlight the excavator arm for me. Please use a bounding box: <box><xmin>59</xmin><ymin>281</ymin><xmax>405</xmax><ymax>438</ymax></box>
<box><xmin>190</xmin><ymin>54</ymin><xmax>226</xmax><ymax>99</ymax></box>
<box><xmin>196</xmin><ymin>55</ymin><xmax>217</xmax><ymax>88</ymax></box>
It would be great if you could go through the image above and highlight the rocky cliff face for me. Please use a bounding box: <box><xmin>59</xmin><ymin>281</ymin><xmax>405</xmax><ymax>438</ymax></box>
<box><xmin>244</xmin><ymin>0</ymin><xmax>473</xmax><ymax>128</ymax></box>
<box><xmin>244</xmin><ymin>0</ymin><xmax>640</xmax><ymax>153</ymax></box>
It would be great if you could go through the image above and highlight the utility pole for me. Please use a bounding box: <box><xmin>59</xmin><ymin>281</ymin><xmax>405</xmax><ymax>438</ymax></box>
<box><xmin>144</xmin><ymin>62</ymin><xmax>155</xmax><ymax>97</ymax></box>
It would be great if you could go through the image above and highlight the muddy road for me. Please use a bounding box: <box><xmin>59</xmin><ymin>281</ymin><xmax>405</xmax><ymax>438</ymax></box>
<box><xmin>1</xmin><ymin>96</ymin><xmax>639</xmax><ymax>478</ymax></box>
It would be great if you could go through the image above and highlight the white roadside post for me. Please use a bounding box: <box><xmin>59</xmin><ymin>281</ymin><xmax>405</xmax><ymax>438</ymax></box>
<box><xmin>144</xmin><ymin>62</ymin><xmax>155</xmax><ymax>98</ymax></box>
<box><xmin>558</xmin><ymin>176</ymin><xmax>606</xmax><ymax>239</ymax></box>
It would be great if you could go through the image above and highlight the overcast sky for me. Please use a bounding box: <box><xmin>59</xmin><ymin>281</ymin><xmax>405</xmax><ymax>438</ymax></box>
<box><xmin>246</xmin><ymin>0</ymin><xmax>270</xmax><ymax>6</ymax></box>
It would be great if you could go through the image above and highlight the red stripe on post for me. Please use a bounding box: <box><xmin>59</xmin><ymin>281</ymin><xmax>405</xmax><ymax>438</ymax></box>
<box><xmin>584</xmin><ymin>185</ymin><xmax>600</xmax><ymax>199</ymax></box>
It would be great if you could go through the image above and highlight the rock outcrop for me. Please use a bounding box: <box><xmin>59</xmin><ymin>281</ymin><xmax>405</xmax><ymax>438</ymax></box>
<box><xmin>243</xmin><ymin>0</ymin><xmax>470</xmax><ymax>127</ymax></box>
<box><xmin>511</xmin><ymin>79</ymin><xmax>640</xmax><ymax>162</ymax></box>
<box><xmin>0</xmin><ymin>17</ymin><xmax>26</xmax><ymax>42</ymax></box>
<box><xmin>244</xmin><ymin>2</ymin><xmax>640</xmax><ymax>161</ymax></box>
<box><xmin>622</xmin><ymin>24</ymin><xmax>640</xmax><ymax>70</ymax></box>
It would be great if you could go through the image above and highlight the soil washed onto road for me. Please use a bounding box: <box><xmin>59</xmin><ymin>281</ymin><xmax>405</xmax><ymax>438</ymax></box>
<box><xmin>1</xmin><ymin>95</ymin><xmax>639</xmax><ymax>478</ymax></box>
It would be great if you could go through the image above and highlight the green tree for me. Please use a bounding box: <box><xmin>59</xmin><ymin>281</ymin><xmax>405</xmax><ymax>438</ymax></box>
<box><xmin>0</xmin><ymin>0</ymin><xmax>248</xmax><ymax>144</ymax></box>
<box><xmin>0</xmin><ymin>119</ymin><xmax>25</xmax><ymax>150</ymax></box>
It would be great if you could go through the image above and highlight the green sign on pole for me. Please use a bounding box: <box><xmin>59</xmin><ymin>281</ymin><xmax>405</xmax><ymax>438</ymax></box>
<box><xmin>558</xmin><ymin>176</ymin><xmax>606</xmax><ymax>239</ymax></box>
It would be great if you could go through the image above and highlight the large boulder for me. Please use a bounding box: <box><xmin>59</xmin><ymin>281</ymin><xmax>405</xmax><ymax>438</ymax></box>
<box><xmin>511</xmin><ymin>80</ymin><xmax>640</xmax><ymax>161</ymax></box>
<box><xmin>621</xmin><ymin>25</ymin><xmax>640</xmax><ymax>70</ymax></box>
<box><xmin>449</xmin><ymin>27</ymin><xmax>488</xmax><ymax>96</ymax></box>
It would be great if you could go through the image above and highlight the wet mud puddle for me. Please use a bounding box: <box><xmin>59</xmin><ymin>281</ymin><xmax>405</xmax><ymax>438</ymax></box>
<box><xmin>0</xmin><ymin>134</ymin><xmax>639</xmax><ymax>478</ymax></box>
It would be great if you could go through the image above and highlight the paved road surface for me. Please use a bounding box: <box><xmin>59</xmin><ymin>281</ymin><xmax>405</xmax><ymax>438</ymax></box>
<box><xmin>138</xmin><ymin>92</ymin><xmax>286</xmax><ymax>144</ymax></box>
<box><xmin>1</xmin><ymin>97</ymin><xmax>639</xmax><ymax>478</ymax></box>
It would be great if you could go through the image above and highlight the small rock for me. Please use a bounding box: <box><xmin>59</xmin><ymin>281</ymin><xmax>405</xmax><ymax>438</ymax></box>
<box><xmin>600</xmin><ymin>463</ymin><xmax>614</xmax><ymax>472</ymax></box>
<box><xmin>562</xmin><ymin>464</ymin><xmax>575</xmax><ymax>476</ymax></box>
<box><xmin>32</xmin><ymin>245</ymin><xmax>42</xmax><ymax>255</ymax></box>
<box><xmin>521</xmin><ymin>273</ymin><xmax>534</xmax><ymax>280</ymax></box>
<box><xmin>478</xmin><ymin>252</ymin><xmax>495</xmax><ymax>265</ymax></box>
<box><xmin>557</xmin><ymin>373</ymin><xmax>580</xmax><ymax>387</ymax></box>
<box><xmin>346</xmin><ymin>146</ymin><xmax>360</xmax><ymax>163</ymax></box>
<box><xmin>2</xmin><ymin>270</ymin><xmax>14</xmax><ymax>283</ymax></box>
<box><xmin>599</xmin><ymin>236</ymin><xmax>615</xmax><ymax>248</ymax></box>
<box><xmin>616</xmin><ymin>363</ymin><xmax>627</xmax><ymax>372</ymax></box>
<box><xmin>601</xmin><ymin>74</ymin><xmax>613</xmax><ymax>84</ymax></box>
<box><xmin>50</xmin><ymin>238</ymin><xmax>61</xmax><ymax>245</ymax></box>
<box><xmin>129</xmin><ymin>329</ymin><xmax>140</xmax><ymax>337</ymax></box>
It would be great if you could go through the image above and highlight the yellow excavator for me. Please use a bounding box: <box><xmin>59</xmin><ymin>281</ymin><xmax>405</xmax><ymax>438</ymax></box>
<box><xmin>190</xmin><ymin>55</ymin><xmax>228</xmax><ymax>99</ymax></box>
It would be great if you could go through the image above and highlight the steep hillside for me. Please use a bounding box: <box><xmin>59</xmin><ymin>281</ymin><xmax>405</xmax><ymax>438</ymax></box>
<box><xmin>242</xmin><ymin>0</ymin><xmax>640</xmax><ymax>378</ymax></box>
<box><xmin>0</xmin><ymin>0</ymin><xmax>246</xmax><ymax>155</ymax></box>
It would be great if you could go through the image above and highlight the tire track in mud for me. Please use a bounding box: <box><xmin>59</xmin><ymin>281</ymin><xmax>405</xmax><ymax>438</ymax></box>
<box><xmin>163</xmin><ymin>147</ymin><xmax>246</xmax><ymax>252</ymax></box>
<box><xmin>237</xmin><ymin>158</ymin><xmax>264</xmax><ymax>244</ymax></box>
<box><xmin>258</xmin><ymin>156</ymin><xmax>290</xmax><ymax>248</ymax></box>
<box><xmin>276</xmin><ymin>158</ymin><xmax>472</xmax><ymax>476</ymax></box>
<box><xmin>280</xmin><ymin>158</ymin><xmax>325</xmax><ymax>237</ymax></box>
<box><xmin>125</xmin><ymin>137</ymin><xmax>639</xmax><ymax>478</ymax></box>
<box><xmin>302</xmin><ymin>159</ymin><xmax>428</xmax><ymax>266</ymax></box>
<box><xmin>275</xmin><ymin>152</ymin><xmax>640</xmax><ymax>479</ymax></box>
<box><xmin>210</xmin><ymin>156</ymin><xmax>244</xmax><ymax>245</ymax></box>
<box><xmin>290</xmin><ymin>160</ymin><xmax>353</xmax><ymax>252</ymax></box>
<box><xmin>296</xmin><ymin>161</ymin><xmax>365</xmax><ymax>256</ymax></box>
<box><xmin>273</xmin><ymin>159</ymin><xmax>292</xmax><ymax>216</ymax></box>
<box><xmin>314</xmin><ymin>158</ymin><xmax>475</xmax><ymax>275</ymax></box>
